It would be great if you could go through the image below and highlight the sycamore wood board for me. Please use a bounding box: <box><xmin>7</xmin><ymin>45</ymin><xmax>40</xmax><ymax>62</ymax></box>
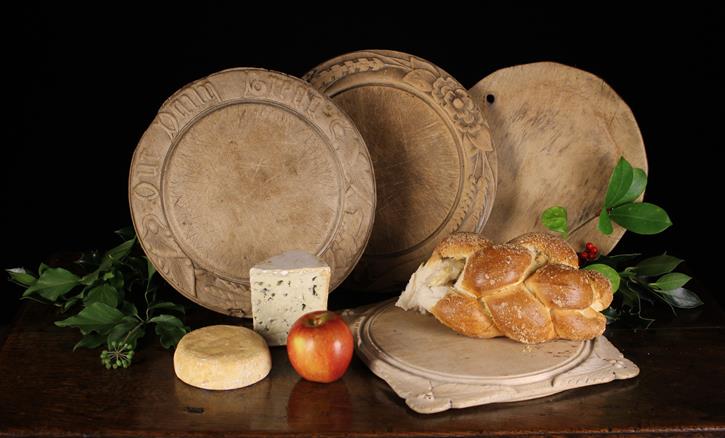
<box><xmin>469</xmin><ymin>62</ymin><xmax>647</xmax><ymax>254</ymax></box>
<box><xmin>343</xmin><ymin>300</ymin><xmax>639</xmax><ymax>414</ymax></box>
<box><xmin>129</xmin><ymin>68</ymin><xmax>376</xmax><ymax>317</ymax></box>
<box><xmin>305</xmin><ymin>50</ymin><xmax>497</xmax><ymax>293</ymax></box>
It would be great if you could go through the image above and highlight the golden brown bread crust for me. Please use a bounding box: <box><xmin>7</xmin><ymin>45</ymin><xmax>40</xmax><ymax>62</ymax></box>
<box><xmin>482</xmin><ymin>285</ymin><xmax>556</xmax><ymax>344</ymax></box>
<box><xmin>508</xmin><ymin>232</ymin><xmax>579</xmax><ymax>268</ymax></box>
<box><xmin>458</xmin><ymin>244</ymin><xmax>534</xmax><ymax>297</ymax></box>
<box><xmin>433</xmin><ymin>233</ymin><xmax>493</xmax><ymax>261</ymax></box>
<box><xmin>551</xmin><ymin>308</ymin><xmax>606</xmax><ymax>340</ymax></box>
<box><xmin>396</xmin><ymin>231</ymin><xmax>613</xmax><ymax>344</ymax></box>
<box><xmin>431</xmin><ymin>290</ymin><xmax>501</xmax><ymax>338</ymax></box>
<box><xmin>524</xmin><ymin>264</ymin><xmax>594</xmax><ymax>310</ymax></box>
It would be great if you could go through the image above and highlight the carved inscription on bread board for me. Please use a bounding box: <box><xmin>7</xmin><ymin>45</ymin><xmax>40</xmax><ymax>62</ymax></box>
<box><xmin>344</xmin><ymin>300</ymin><xmax>639</xmax><ymax>414</ymax></box>
<box><xmin>305</xmin><ymin>50</ymin><xmax>497</xmax><ymax>293</ymax></box>
<box><xmin>129</xmin><ymin>68</ymin><xmax>376</xmax><ymax>317</ymax></box>
<box><xmin>469</xmin><ymin>62</ymin><xmax>647</xmax><ymax>254</ymax></box>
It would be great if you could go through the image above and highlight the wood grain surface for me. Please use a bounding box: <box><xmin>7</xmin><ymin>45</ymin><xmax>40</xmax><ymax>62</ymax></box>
<box><xmin>469</xmin><ymin>62</ymin><xmax>647</xmax><ymax>254</ymax></box>
<box><xmin>129</xmin><ymin>68</ymin><xmax>376</xmax><ymax>317</ymax></box>
<box><xmin>305</xmin><ymin>50</ymin><xmax>497</xmax><ymax>293</ymax></box>
<box><xmin>350</xmin><ymin>300</ymin><xmax>638</xmax><ymax>413</ymax></box>
<box><xmin>1</xmin><ymin>299</ymin><xmax>724</xmax><ymax>437</ymax></box>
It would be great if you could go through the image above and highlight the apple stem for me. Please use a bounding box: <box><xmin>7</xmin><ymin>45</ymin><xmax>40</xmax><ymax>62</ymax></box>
<box><xmin>310</xmin><ymin>312</ymin><xmax>330</xmax><ymax>327</ymax></box>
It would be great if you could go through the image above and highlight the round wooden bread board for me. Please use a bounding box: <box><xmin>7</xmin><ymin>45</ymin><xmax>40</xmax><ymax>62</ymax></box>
<box><xmin>129</xmin><ymin>68</ymin><xmax>376</xmax><ymax>317</ymax></box>
<box><xmin>305</xmin><ymin>50</ymin><xmax>497</xmax><ymax>293</ymax></box>
<box><xmin>469</xmin><ymin>62</ymin><xmax>647</xmax><ymax>254</ymax></box>
<box><xmin>345</xmin><ymin>300</ymin><xmax>639</xmax><ymax>414</ymax></box>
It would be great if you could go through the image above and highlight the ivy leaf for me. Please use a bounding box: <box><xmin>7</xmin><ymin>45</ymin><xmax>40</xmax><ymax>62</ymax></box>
<box><xmin>55</xmin><ymin>302</ymin><xmax>124</xmax><ymax>334</ymax></box>
<box><xmin>609</xmin><ymin>203</ymin><xmax>672</xmax><ymax>235</ymax></box>
<box><xmin>148</xmin><ymin>301</ymin><xmax>186</xmax><ymax>315</ymax></box>
<box><xmin>73</xmin><ymin>332</ymin><xmax>106</xmax><ymax>351</ymax></box>
<box><xmin>656</xmin><ymin>287</ymin><xmax>704</xmax><ymax>309</ymax></box>
<box><xmin>106</xmin><ymin>316</ymin><xmax>141</xmax><ymax>345</ymax></box>
<box><xmin>604</xmin><ymin>157</ymin><xmax>634</xmax><ymax>208</ymax></box>
<box><xmin>120</xmin><ymin>300</ymin><xmax>139</xmax><ymax>317</ymax></box>
<box><xmin>598</xmin><ymin>208</ymin><xmax>614</xmax><ymax>235</ymax></box>
<box><xmin>22</xmin><ymin>267</ymin><xmax>81</xmax><ymax>301</ymax></box>
<box><xmin>99</xmin><ymin>238</ymin><xmax>135</xmax><ymax>272</ymax></box>
<box><xmin>541</xmin><ymin>206</ymin><xmax>568</xmax><ymax>238</ymax></box>
<box><xmin>650</xmin><ymin>273</ymin><xmax>692</xmax><ymax>291</ymax></box>
<box><xmin>635</xmin><ymin>254</ymin><xmax>684</xmax><ymax>277</ymax></box>
<box><xmin>584</xmin><ymin>264</ymin><xmax>621</xmax><ymax>292</ymax></box>
<box><xmin>6</xmin><ymin>268</ymin><xmax>37</xmax><ymax>287</ymax></box>
<box><xmin>83</xmin><ymin>284</ymin><xmax>119</xmax><ymax>308</ymax></box>
<box><xmin>618</xmin><ymin>168</ymin><xmax>647</xmax><ymax>206</ymax></box>
<box><xmin>150</xmin><ymin>314</ymin><xmax>188</xmax><ymax>349</ymax></box>
<box><xmin>146</xmin><ymin>257</ymin><xmax>156</xmax><ymax>282</ymax></box>
<box><xmin>114</xmin><ymin>227</ymin><xmax>136</xmax><ymax>241</ymax></box>
<box><xmin>596</xmin><ymin>253</ymin><xmax>642</xmax><ymax>269</ymax></box>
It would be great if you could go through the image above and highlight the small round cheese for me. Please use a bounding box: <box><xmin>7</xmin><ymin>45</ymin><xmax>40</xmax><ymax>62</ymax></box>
<box><xmin>173</xmin><ymin>325</ymin><xmax>271</xmax><ymax>390</ymax></box>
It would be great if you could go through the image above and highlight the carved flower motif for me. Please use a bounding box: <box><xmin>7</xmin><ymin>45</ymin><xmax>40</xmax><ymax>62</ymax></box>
<box><xmin>432</xmin><ymin>77</ymin><xmax>491</xmax><ymax>152</ymax></box>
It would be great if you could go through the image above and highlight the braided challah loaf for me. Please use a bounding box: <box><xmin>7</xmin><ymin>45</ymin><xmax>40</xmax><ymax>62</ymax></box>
<box><xmin>395</xmin><ymin>232</ymin><xmax>613</xmax><ymax>343</ymax></box>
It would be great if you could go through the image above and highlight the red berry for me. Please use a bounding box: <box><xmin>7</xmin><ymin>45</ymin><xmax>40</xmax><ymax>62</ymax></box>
<box><xmin>590</xmin><ymin>247</ymin><xmax>599</xmax><ymax>255</ymax></box>
<box><xmin>586</xmin><ymin>242</ymin><xmax>594</xmax><ymax>250</ymax></box>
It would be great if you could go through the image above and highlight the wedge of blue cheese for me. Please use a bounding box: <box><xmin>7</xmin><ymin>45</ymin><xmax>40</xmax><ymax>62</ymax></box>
<box><xmin>250</xmin><ymin>251</ymin><xmax>331</xmax><ymax>346</ymax></box>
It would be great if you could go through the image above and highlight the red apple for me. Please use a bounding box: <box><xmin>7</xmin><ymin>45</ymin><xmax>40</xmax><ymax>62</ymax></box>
<box><xmin>286</xmin><ymin>310</ymin><xmax>353</xmax><ymax>383</ymax></box>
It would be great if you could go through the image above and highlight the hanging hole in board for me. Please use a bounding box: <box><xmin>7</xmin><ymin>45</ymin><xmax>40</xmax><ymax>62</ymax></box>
<box><xmin>486</xmin><ymin>94</ymin><xmax>495</xmax><ymax>104</ymax></box>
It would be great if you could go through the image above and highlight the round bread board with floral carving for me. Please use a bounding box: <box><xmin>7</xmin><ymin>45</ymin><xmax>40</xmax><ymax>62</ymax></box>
<box><xmin>469</xmin><ymin>62</ymin><xmax>647</xmax><ymax>254</ymax></box>
<box><xmin>129</xmin><ymin>68</ymin><xmax>376</xmax><ymax>317</ymax></box>
<box><xmin>305</xmin><ymin>50</ymin><xmax>497</xmax><ymax>293</ymax></box>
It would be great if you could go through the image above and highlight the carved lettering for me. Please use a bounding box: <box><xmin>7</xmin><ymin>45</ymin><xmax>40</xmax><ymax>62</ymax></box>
<box><xmin>156</xmin><ymin>80</ymin><xmax>221</xmax><ymax>139</ymax></box>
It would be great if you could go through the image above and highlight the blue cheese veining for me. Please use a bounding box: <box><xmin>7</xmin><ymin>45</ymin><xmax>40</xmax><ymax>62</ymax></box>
<box><xmin>250</xmin><ymin>250</ymin><xmax>331</xmax><ymax>346</ymax></box>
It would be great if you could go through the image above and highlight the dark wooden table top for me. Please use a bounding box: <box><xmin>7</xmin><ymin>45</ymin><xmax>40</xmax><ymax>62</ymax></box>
<box><xmin>2</xmin><ymin>285</ymin><xmax>724</xmax><ymax>438</ymax></box>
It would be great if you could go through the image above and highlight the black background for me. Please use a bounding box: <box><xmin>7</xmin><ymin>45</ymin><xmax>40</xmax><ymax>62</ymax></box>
<box><xmin>4</xmin><ymin>5</ymin><xmax>722</xmax><ymax>322</ymax></box>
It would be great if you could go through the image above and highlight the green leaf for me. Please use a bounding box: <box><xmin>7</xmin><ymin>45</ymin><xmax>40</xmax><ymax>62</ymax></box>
<box><xmin>73</xmin><ymin>332</ymin><xmax>106</xmax><ymax>351</ymax></box>
<box><xmin>604</xmin><ymin>157</ymin><xmax>634</xmax><ymax>208</ymax></box>
<box><xmin>150</xmin><ymin>314</ymin><xmax>188</xmax><ymax>349</ymax></box>
<box><xmin>149</xmin><ymin>314</ymin><xmax>185</xmax><ymax>326</ymax></box>
<box><xmin>146</xmin><ymin>257</ymin><xmax>156</xmax><ymax>282</ymax></box>
<box><xmin>584</xmin><ymin>264</ymin><xmax>621</xmax><ymax>292</ymax></box>
<box><xmin>22</xmin><ymin>267</ymin><xmax>81</xmax><ymax>301</ymax></box>
<box><xmin>38</xmin><ymin>263</ymin><xmax>50</xmax><ymax>276</ymax></box>
<box><xmin>618</xmin><ymin>168</ymin><xmax>647</xmax><ymax>205</ymax></box>
<box><xmin>99</xmin><ymin>238</ymin><xmax>136</xmax><ymax>271</ymax></box>
<box><xmin>55</xmin><ymin>302</ymin><xmax>124</xmax><ymax>333</ymax></box>
<box><xmin>541</xmin><ymin>206</ymin><xmax>568</xmax><ymax>238</ymax></box>
<box><xmin>106</xmin><ymin>316</ymin><xmax>141</xmax><ymax>345</ymax></box>
<box><xmin>62</xmin><ymin>293</ymin><xmax>83</xmax><ymax>312</ymax></box>
<box><xmin>114</xmin><ymin>227</ymin><xmax>136</xmax><ymax>241</ymax></box>
<box><xmin>83</xmin><ymin>284</ymin><xmax>119</xmax><ymax>308</ymax></box>
<box><xmin>148</xmin><ymin>301</ymin><xmax>185</xmax><ymax>315</ymax></box>
<box><xmin>609</xmin><ymin>203</ymin><xmax>672</xmax><ymax>235</ymax></box>
<box><xmin>635</xmin><ymin>254</ymin><xmax>684</xmax><ymax>277</ymax></box>
<box><xmin>596</xmin><ymin>253</ymin><xmax>642</xmax><ymax>269</ymax></box>
<box><xmin>598</xmin><ymin>209</ymin><xmax>614</xmax><ymax>235</ymax></box>
<box><xmin>6</xmin><ymin>268</ymin><xmax>37</xmax><ymax>286</ymax></box>
<box><xmin>79</xmin><ymin>269</ymin><xmax>100</xmax><ymax>286</ymax></box>
<box><xmin>618</xmin><ymin>283</ymin><xmax>639</xmax><ymax>310</ymax></box>
<box><xmin>656</xmin><ymin>287</ymin><xmax>703</xmax><ymax>309</ymax></box>
<box><xmin>651</xmin><ymin>273</ymin><xmax>692</xmax><ymax>291</ymax></box>
<box><xmin>119</xmin><ymin>300</ymin><xmax>139</xmax><ymax>317</ymax></box>
<box><xmin>125</xmin><ymin>327</ymin><xmax>146</xmax><ymax>349</ymax></box>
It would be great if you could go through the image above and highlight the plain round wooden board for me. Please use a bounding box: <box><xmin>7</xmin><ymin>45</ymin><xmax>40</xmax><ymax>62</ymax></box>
<box><xmin>304</xmin><ymin>50</ymin><xmax>497</xmax><ymax>293</ymax></box>
<box><xmin>129</xmin><ymin>68</ymin><xmax>376</xmax><ymax>317</ymax></box>
<box><xmin>361</xmin><ymin>301</ymin><xmax>588</xmax><ymax>385</ymax></box>
<box><xmin>469</xmin><ymin>62</ymin><xmax>647</xmax><ymax>254</ymax></box>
